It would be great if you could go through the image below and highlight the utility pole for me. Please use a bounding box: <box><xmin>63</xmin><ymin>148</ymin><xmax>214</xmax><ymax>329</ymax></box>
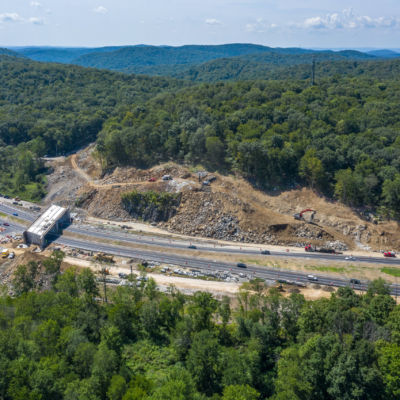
<box><xmin>98</xmin><ymin>265</ymin><xmax>108</xmax><ymax>303</ymax></box>
<box><xmin>311</xmin><ymin>56</ymin><xmax>316</xmax><ymax>86</ymax></box>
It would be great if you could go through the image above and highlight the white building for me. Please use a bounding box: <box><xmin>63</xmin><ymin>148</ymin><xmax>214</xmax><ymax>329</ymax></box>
<box><xmin>23</xmin><ymin>205</ymin><xmax>70</xmax><ymax>248</ymax></box>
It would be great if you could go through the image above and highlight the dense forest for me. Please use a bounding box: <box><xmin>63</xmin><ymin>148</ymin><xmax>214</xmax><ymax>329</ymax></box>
<box><xmin>97</xmin><ymin>69</ymin><xmax>400</xmax><ymax>217</ymax></box>
<box><xmin>0</xmin><ymin>56</ymin><xmax>184</xmax><ymax>200</ymax></box>
<box><xmin>2</xmin><ymin>54</ymin><xmax>400</xmax><ymax>218</ymax></box>
<box><xmin>1</xmin><ymin>252</ymin><xmax>400</xmax><ymax>400</ymax></box>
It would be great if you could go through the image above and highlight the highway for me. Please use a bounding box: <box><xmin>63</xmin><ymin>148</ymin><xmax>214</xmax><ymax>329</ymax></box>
<box><xmin>1</xmin><ymin>201</ymin><xmax>400</xmax><ymax>295</ymax></box>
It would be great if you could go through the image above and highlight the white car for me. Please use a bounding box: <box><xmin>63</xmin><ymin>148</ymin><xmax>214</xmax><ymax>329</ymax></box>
<box><xmin>345</xmin><ymin>256</ymin><xmax>356</xmax><ymax>261</ymax></box>
<box><xmin>307</xmin><ymin>274</ymin><xmax>318</xmax><ymax>281</ymax></box>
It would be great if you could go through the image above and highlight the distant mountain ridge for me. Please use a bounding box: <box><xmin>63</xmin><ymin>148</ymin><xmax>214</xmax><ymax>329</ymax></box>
<box><xmin>10</xmin><ymin>43</ymin><xmax>374</xmax><ymax>70</ymax></box>
<box><xmin>366</xmin><ymin>49</ymin><xmax>400</xmax><ymax>58</ymax></box>
<box><xmin>9</xmin><ymin>46</ymin><xmax>124</xmax><ymax>63</ymax></box>
<box><xmin>0</xmin><ymin>48</ymin><xmax>24</xmax><ymax>58</ymax></box>
<box><xmin>71</xmin><ymin>44</ymin><xmax>374</xmax><ymax>72</ymax></box>
<box><xmin>7</xmin><ymin>43</ymin><xmax>398</xmax><ymax>83</ymax></box>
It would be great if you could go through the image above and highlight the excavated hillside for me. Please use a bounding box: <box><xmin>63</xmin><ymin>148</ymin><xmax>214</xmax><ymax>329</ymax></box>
<box><xmin>44</xmin><ymin>147</ymin><xmax>400</xmax><ymax>251</ymax></box>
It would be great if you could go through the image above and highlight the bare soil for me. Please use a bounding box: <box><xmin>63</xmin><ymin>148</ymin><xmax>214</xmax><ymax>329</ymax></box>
<box><xmin>43</xmin><ymin>146</ymin><xmax>400</xmax><ymax>252</ymax></box>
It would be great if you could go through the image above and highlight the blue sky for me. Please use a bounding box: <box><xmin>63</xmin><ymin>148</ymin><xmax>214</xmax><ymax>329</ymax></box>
<box><xmin>1</xmin><ymin>0</ymin><xmax>400</xmax><ymax>48</ymax></box>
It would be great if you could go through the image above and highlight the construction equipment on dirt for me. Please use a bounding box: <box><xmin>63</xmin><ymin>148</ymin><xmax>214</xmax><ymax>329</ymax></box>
<box><xmin>94</xmin><ymin>252</ymin><xmax>115</xmax><ymax>264</ymax></box>
<box><xmin>293</xmin><ymin>208</ymin><xmax>316</xmax><ymax>222</ymax></box>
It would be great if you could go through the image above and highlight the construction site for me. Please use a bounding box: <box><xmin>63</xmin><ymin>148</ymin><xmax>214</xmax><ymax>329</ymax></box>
<box><xmin>44</xmin><ymin>145</ymin><xmax>400</xmax><ymax>252</ymax></box>
<box><xmin>1</xmin><ymin>144</ymin><xmax>400</xmax><ymax>300</ymax></box>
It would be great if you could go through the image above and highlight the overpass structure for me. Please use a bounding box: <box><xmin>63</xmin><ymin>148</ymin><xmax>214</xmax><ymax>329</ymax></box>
<box><xmin>23</xmin><ymin>204</ymin><xmax>70</xmax><ymax>248</ymax></box>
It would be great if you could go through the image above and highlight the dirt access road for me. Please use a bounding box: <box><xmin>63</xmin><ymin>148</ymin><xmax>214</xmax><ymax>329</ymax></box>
<box><xmin>71</xmin><ymin>154</ymin><xmax>169</xmax><ymax>190</ymax></box>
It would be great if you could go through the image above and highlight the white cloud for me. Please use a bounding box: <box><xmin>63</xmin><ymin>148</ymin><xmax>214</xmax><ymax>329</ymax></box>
<box><xmin>0</xmin><ymin>12</ymin><xmax>45</xmax><ymax>25</ymax></box>
<box><xmin>30</xmin><ymin>1</ymin><xmax>42</xmax><ymax>8</ymax></box>
<box><xmin>29</xmin><ymin>17</ymin><xmax>44</xmax><ymax>25</ymax></box>
<box><xmin>0</xmin><ymin>12</ymin><xmax>24</xmax><ymax>23</ymax></box>
<box><xmin>205</xmin><ymin>18</ymin><xmax>222</xmax><ymax>26</ymax></box>
<box><xmin>94</xmin><ymin>6</ymin><xmax>108</xmax><ymax>14</ymax></box>
<box><xmin>246</xmin><ymin>18</ymin><xmax>278</xmax><ymax>33</ymax></box>
<box><xmin>301</xmin><ymin>8</ymin><xmax>400</xmax><ymax>30</ymax></box>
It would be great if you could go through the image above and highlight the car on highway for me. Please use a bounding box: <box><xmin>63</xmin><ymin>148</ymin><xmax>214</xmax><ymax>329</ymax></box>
<box><xmin>237</xmin><ymin>262</ymin><xmax>247</xmax><ymax>268</ymax></box>
<box><xmin>307</xmin><ymin>274</ymin><xmax>318</xmax><ymax>281</ymax></box>
<box><xmin>349</xmin><ymin>278</ymin><xmax>361</xmax><ymax>285</ymax></box>
<box><xmin>345</xmin><ymin>256</ymin><xmax>356</xmax><ymax>261</ymax></box>
<box><xmin>384</xmin><ymin>251</ymin><xmax>396</xmax><ymax>257</ymax></box>
<box><xmin>188</xmin><ymin>245</ymin><xmax>197</xmax><ymax>249</ymax></box>
<box><xmin>260</xmin><ymin>250</ymin><xmax>271</xmax><ymax>255</ymax></box>
<box><xmin>12</xmin><ymin>213</ymin><xmax>18</xmax><ymax>216</ymax></box>
<box><xmin>3</xmin><ymin>222</ymin><xmax>9</xmax><ymax>226</ymax></box>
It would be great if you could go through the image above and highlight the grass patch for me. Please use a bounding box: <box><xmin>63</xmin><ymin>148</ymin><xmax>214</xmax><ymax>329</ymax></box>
<box><xmin>381</xmin><ymin>267</ymin><xmax>400</xmax><ymax>277</ymax></box>
<box><xmin>305</xmin><ymin>265</ymin><xmax>347</xmax><ymax>274</ymax></box>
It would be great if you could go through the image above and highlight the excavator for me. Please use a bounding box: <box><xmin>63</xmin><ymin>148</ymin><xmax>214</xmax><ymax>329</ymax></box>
<box><xmin>293</xmin><ymin>208</ymin><xmax>316</xmax><ymax>222</ymax></box>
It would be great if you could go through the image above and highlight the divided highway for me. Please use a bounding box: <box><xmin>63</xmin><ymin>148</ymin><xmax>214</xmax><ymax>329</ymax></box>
<box><xmin>1</xmin><ymin>202</ymin><xmax>400</xmax><ymax>295</ymax></box>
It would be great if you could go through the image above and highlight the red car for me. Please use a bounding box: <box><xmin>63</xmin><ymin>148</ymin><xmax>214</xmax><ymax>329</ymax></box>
<box><xmin>148</xmin><ymin>177</ymin><xmax>157</xmax><ymax>182</ymax></box>
<box><xmin>3</xmin><ymin>222</ymin><xmax>9</xmax><ymax>226</ymax></box>
<box><xmin>384</xmin><ymin>251</ymin><xmax>396</xmax><ymax>257</ymax></box>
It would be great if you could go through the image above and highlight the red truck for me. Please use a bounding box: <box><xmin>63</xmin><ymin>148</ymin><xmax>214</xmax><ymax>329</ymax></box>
<box><xmin>384</xmin><ymin>251</ymin><xmax>396</xmax><ymax>257</ymax></box>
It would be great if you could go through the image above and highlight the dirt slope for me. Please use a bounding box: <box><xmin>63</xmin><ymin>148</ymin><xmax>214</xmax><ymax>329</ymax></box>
<box><xmin>44</xmin><ymin>147</ymin><xmax>400</xmax><ymax>251</ymax></box>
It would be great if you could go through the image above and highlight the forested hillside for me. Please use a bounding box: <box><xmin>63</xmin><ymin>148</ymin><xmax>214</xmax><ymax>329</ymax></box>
<box><xmin>2</xmin><ymin>54</ymin><xmax>400</xmax><ymax>218</ymax></box>
<box><xmin>72</xmin><ymin>46</ymin><xmax>373</xmax><ymax>76</ymax></box>
<box><xmin>12</xmin><ymin>43</ymin><xmax>314</xmax><ymax>68</ymax></box>
<box><xmin>171</xmin><ymin>56</ymin><xmax>400</xmax><ymax>82</ymax></box>
<box><xmin>0</xmin><ymin>56</ymin><xmax>184</xmax><ymax>200</ymax></box>
<box><xmin>1</xmin><ymin>256</ymin><xmax>400</xmax><ymax>400</ymax></box>
<box><xmin>0</xmin><ymin>48</ymin><xmax>22</xmax><ymax>58</ymax></box>
<box><xmin>11</xmin><ymin>44</ymin><xmax>376</xmax><ymax>78</ymax></box>
<box><xmin>97</xmin><ymin>68</ymin><xmax>400</xmax><ymax>217</ymax></box>
<box><xmin>13</xmin><ymin>46</ymin><xmax>124</xmax><ymax>63</ymax></box>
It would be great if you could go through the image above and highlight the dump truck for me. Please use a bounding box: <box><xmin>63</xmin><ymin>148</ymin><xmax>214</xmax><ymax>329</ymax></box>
<box><xmin>305</xmin><ymin>244</ymin><xmax>340</xmax><ymax>254</ymax></box>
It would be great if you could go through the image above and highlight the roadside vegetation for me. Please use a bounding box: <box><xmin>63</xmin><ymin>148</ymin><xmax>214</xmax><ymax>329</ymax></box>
<box><xmin>121</xmin><ymin>190</ymin><xmax>181</xmax><ymax>222</ymax></box>
<box><xmin>2</xmin><ymin>252</ymin><xmax>400</xmax><ymax>399</ymax></box>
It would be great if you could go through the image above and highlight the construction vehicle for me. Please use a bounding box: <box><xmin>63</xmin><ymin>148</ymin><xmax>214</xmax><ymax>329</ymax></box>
<box><xmin>94</xmin><ymin>252</ymin><xmax>115</xmax><ymax>264</ymax></box>
<box><xmin>294</xmin><ymin>209</ymin><xmax>316</xmax><ymax>222</ymax></box>
<box><xmin>1</xmin><ymin>249</ymin><xmax>9</xmax><ymax>258</ymax></box>
<box><xmin>305</xmin><ymin>244</ymin><xmax>339</xmax><ymax>254</ymax></box>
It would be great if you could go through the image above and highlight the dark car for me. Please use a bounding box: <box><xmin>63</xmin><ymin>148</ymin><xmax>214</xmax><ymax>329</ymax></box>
<box><xmin>350</xmin><ymin>278</ymin><xmax>361</xmax><ymax>285</ymax></box>
<box><xmin>188</xmin><ymin>245</ymin><xmax>197</xmax><ymax>249</ymax></box>
<box><xmin>260</xmin><ymin>250</ymin><xmax>271</xmax><ymax>255</ymax></box>
<box><xmin>237</xmin><ymin>262</ymin><xmax>247</xmax><ymax>268</ymax></box>
<box><xmin>12</xmin><ymin>213</ymin><xmax>18</xmax><ymax>216</ymax></box>
<box><xmin>3</xmin><ymin>222</ymin><xmax>10</xmax><ymax>226</ymax></box>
